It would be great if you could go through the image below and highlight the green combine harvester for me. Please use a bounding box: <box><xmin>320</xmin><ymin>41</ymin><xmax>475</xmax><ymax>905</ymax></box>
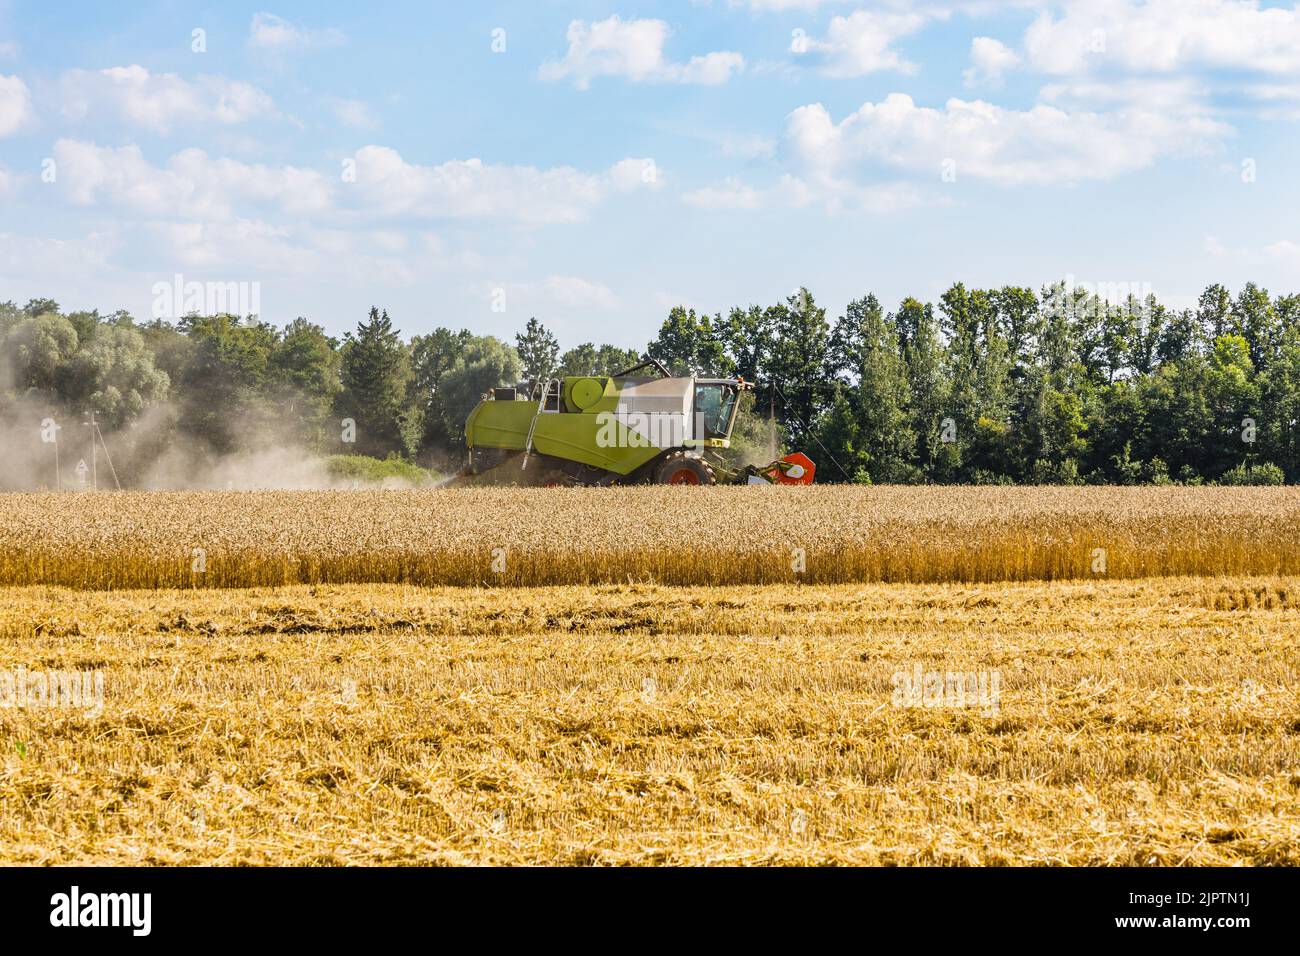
<box><xmin>462</xmin><ymin>357</ymin><xmax>815</xmax><ymax>486</ymax></box>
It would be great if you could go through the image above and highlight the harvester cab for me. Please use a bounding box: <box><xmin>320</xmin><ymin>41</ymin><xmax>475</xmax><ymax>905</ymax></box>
<box><xmin>462</xmin><ymin>356</ymin><xmax>815</xmax><ymax>487</ymax></box>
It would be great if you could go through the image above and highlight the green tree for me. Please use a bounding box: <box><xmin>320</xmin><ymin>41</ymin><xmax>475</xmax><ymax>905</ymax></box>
<box><xmin>897</xmin><ymin>296</ymin><xmax>954</xmax><ymax>480</ymax></box>
<box><xmin>61</xmin><ymin>324</ymin><xmax>170</xmax><ymax>428</ymax></box>
<box><xmin>409</xmin><ymin>327</ymin><xmax>472</xmax><ymax>453</ymax></box>
<box><xmin>337</xmin><ymin>307</ymin><xmax>412</xmax><ymax>458</ymax></box>
<box><xmin>766</xmin><ymin>289</ymin><xmax>829</xmax><ymax>446</ymax></box>
<box><xmin>558</xmin><ymin>342</ymin><xmax>640</xmax><ymax>376</ymax></box>
<box><xmin>436</xmin><ymin>336</ymin><xmax>521</xmax><ymax>451</ymax></box>
<box><xmin>22</xmin><ymin>298</ymin><xmax>60</xmax><ymax>319</ymax></box>
<box><xmin>514</xmin><ymin>317</ymin><xmax>559</xmax><ymax>385</ymax></box>
<box><xmin>2</xmin><ymin>313</ymin><xmax>79</xmax><ymax>394</ymax></box>
<box><xmin>271</xmin><ymin>318</ymin><xmax>341</xmax><ymax>449</ymax></box>
<box><xmin>177</xmin><ymin>314</ymin><xmax>280</xmax><ymax>454</ymax></box>
<box><xmin>823</xmin><ymin>293</ymin><xmax>915</xmax><ymax>482</ymax></box>
<box><xmin>648</xmin><ymin>307</ymin><xmax>730</xmax><ymax>376</ymax></box>
<box><xmin>1197</xmin><ymin>283</ymin><xmax>1232</xmax><ymax>343</ymax></box>
<box><xmin>1129</xmin><ymin>293</ymin><xmax>1165</xmax><ymax>376</ymax></box>
<box><xmin>1233</xmin><ymin>283</ymin><xmax>1279</xmax><ymax>371</ymax></box>
<box><xmin>939</xmin><ymin>283</ymin><xmax>1011</xmax><ymax>478</ymax></box>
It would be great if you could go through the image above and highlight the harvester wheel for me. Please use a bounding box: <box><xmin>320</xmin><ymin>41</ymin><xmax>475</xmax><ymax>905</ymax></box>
<box><xmin>654</xmin><ymin>451</ymin><xmax>716</xmax><ymax>486</ymax></box>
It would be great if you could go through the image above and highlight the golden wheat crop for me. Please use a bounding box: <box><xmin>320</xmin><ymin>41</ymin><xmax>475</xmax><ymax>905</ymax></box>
<box><xmin>1</xmin><ymin>577</ymin><xmax>1296</xmax><ymax>865</ymax></box>
<box><xmin>1</xmin><ymin>486</ymin><xmax>1299</xmax><ymax>588</ymax></box>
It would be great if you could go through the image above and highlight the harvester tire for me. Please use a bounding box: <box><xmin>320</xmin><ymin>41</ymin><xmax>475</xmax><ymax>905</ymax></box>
<box><xmin>654</xmin><ymin>451</ymin><xmax>716</xmax><ymax>486</ymax></box>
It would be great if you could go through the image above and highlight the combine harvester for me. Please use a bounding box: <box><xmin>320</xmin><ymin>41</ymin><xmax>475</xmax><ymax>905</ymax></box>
<box><xmin>462</xmin><ymin>357</ymin><xmax>814</xmax><ymax>486</ymax></box>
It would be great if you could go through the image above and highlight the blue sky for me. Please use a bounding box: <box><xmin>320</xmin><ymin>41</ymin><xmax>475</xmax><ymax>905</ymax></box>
<box><xmin>1</xmin><ymin>0</ymin><xmax>1298</xmax><ymax>349</ymax></box>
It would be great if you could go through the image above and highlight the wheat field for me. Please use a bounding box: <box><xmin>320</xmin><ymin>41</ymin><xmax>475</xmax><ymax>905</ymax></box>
<box><xmin>1</xmin><ymin>488</ymin><xmax>1298</xmax><ymax>865</ymax></box>
<box><xmin>2</xmin><ymin>486</ymin><xmax>1300</xmax><ymax>588</ymax></box>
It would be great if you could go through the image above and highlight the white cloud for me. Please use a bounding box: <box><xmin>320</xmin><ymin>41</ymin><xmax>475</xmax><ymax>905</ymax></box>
<box><xmin>684</xmin><ymin>177</ymin><xmax>764</xmax><ymax>210</ymax></box>
<box><xmin>1206</xmin><ymin>236</ymin><xmax>1300</xmax><ymax>266</ymax></box>
<box><xmin>347</xmin><ymin>146</ymin><xmax>660</xmax><ymax>223</ymax></box>
<box><xmin>540</xmin><ymin>275</ymin><xmax>618</xmax><ymax>310</ymax></box>
<box><xmin>964</xmin><ymin>36</ymin><xmax>1020</xmax><ymax>87</ymax></box>
<box><xmin>540</xmin><ymin>16</ymin><xmax>743</xmax><ymax>88</ymax></box>
<box><xmin>719</xmin><ymin>133</ymin><xmax>776</xmax><ymax>160</ymax></box>
<box><xmin>52</xmin><ymin>140</ymin><xmax>332</xmax><ymax>218</ymax></box>
<box><xmin>742</xmin><ymin>0</ymin><xmax>842</xmax><ymax>9</ymax></box>
<box><xmin>1037</xmin><ymin>77</ymin><xmax>1217</xmax><ymax>118</ymax></box>
<box><xmin>59</xmin><ymin>66</ymin><xmax>275</xmax><ymax>134</ymax></box>
<box><xmin>798</xmin><ymin>9</ymin><xmax>939</xmax><ymax>76</ymax></box>
<box><xmin>247</xmin><ymin>12</ymin><xmax>346</xmax><ymax>51</ymax></box>
<box><xmin>48</xmin><ymin>139</ymin><xmax>659</xmax><ymax>229</ymax></box>
<box><xmin>784</xmin><ymin>92</ymin><xmax>1230</xmax><ymax>186</ymax></box>
<box><xmin>738</xmin><ymin>0</ymin><xmax>1032</xmax><ymax>10</ymax></box>
<box><xmin>684</xmin><ymin>172</ymin><xmax>920</xmax><ymax>215</ymax></box>
<box><xmin>1245</xmin><ymin>82</ymin><xmax>1300</xmax><ymax>101</ymax></box>
<box><xmin>1024</xmin><ymin>0</ymin><xmax>1300</xmax><ymax>76</ymax></box>
<box><xmin>329</xmin><ymin>98</ymin><xmax>378</xmax><ymax>129</ymax></box>
<box><xmin>0</xmin><ymin>74</ymin><xmax>32</xmax><ymax>136</ymax></box>
<box><xmin>143</xmin><ymin>220</ymin><xmax>480</xmax><ymax>285</ymax></box>
<box><xmin>1265</xmin><ymin>240</ymin><xmax>1300</xmax><ymax>264</ymax></box>
<box><xmin>0</xmin><ymin>230</ymin><xmax>119</xmax><ymax>285</ymax></box>
<box><xmin>488</xmin><ymin>276</ymin><xmax>619</xmax><ymax>313</ymax></box>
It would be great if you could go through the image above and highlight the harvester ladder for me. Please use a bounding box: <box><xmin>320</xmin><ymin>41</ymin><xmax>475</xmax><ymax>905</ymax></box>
<box><xmin>520</xmin><ymin>378</ymin><xmax>553</xmax><ymax>471</ymax></box>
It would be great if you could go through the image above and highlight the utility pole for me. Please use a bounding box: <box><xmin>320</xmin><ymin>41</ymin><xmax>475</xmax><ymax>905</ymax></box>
<box><xmin>768</xmin><ymin>386</ymin><xmax>776</xmax><ymax>462</ymax></box>
<box><xmin>95</xmin><ymin>413</ymin><xmax>122</xmax><ymax>490</ymax></box>
<box><xmin>89</xmin><ymin>410</ymin><xmax>98</xmax><ymax>490</ymax></box>
<box><xmin>81</xmin><ymin>410</ymin><xmax>121</xmax><ymax>491</ymax></box>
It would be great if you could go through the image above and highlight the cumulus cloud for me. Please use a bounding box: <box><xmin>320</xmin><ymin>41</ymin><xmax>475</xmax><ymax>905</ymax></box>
<box><xmin>964</xmin><ymin>36</ymin><xmax>1020</xmax><ymax>87</ymax></box>
<box><xmin>0</xmin><ymin>73</ymin><xmax>32</xmax><ymax>135</ymax></box>
<box><xmin>51</xmin><ymin>140</ymin><xmax>333</xmax><ymax>218</ymax></box>
<box><xmin>346</xmin><ymin>146</ymin><xmax>661</xmax><ymax>223</ymax></box>
<box><xmin>684</xmin><ymin>172</ymin><xmax>921</xmax><ymax>215</ymax></box>
<box><xmin>247</xmin><ymin>12</ymin><xmax>346</xmax><ymax>52</ymax></box>
<box><xmin>796</xmin><ymin>9</ymin><xmax>939</xmax><ymax>76</ymax></box>
<box><xmin>784</xmin><ymin>91</ymin><xmax>1230</xmax><ymax>186</ymax></box>
<box><xmin>47</xmin><ymin>137</ymin><xmax>663</xmax><ymax>233</ymax></box>
<box><xmin>742</xmin><ymin>0</ymin><xmax>842</xmax><ymax>9</ymax></box>
<box><xmin>540</xmin><ymin>16</ymin><xmax>743</xmax><ymax>88</ymax></box>
<box><xmin>1024</xmin><ymin>0</ymin><xmax>1300</xmax><ymax>76</ymax></box>
<box><xmin>1037</xmin><ymin>77</ymin><xmax>1212</xmax><ymax>112</ymax></box>
<box><xmin>59</xmin><ymin>66</ymin><xmax>275</xmax><ymax>134</ymax></box>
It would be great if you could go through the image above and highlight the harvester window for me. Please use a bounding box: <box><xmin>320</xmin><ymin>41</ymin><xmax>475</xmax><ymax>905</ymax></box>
<box><xmin>694</xmin><ymin>384</ymin><xmax>737</xmax><ymax>439</ymax></box>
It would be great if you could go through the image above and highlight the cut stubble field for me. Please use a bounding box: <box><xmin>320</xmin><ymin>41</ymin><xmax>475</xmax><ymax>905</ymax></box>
<box><xmin>0</xmin><ymin>488</ymin><xmax>1297</xmax><ymax>865</ymax></box>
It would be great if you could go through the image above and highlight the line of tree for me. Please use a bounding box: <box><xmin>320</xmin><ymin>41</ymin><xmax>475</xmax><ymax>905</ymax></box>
<box><xmin>3</xmin><ymin>279</ymin><xmax>1298</xmax><ymax>486</ymax></box>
